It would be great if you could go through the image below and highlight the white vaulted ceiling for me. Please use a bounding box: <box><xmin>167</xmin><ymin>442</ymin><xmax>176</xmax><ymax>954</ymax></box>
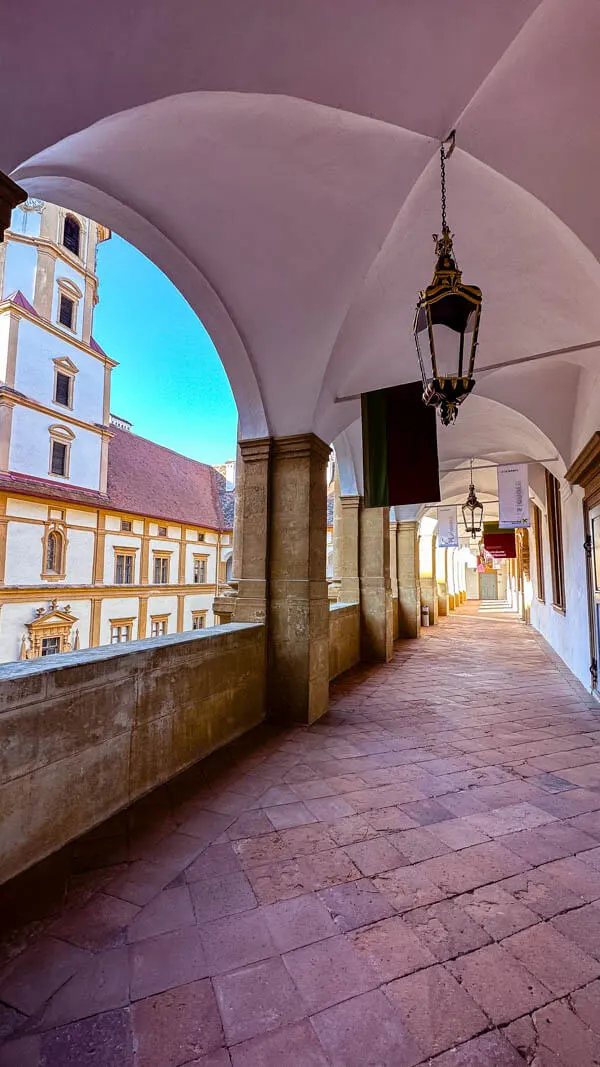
<box><xmin>3</xmin><ymin>0</ymin><xmax>600</xmax><ymax>472</ymax></box>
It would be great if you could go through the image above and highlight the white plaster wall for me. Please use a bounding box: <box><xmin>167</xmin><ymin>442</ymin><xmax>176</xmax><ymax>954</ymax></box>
<box><xmin>148</xmin><ymin>595</ymin><xmax>178</xmax><ymax>632</ymax></box>
<box><xmin>8</xmin><ymin>404</ymin><xmax>102</xmax><ymax>489</ymax></box>
<box><xmin>105</xmin><ymin>515</ymin><xmax>121</xmax><ymax>532</ymax></box>
<box><xmin>99</xmin><ymin>597</ymin><xmax>139</xmax><ymax>645</ymax></box>
<box><xmin>183</xmin><ymin>593</ymin><xmax>216</xmax><ymax>629</ymax></box>
<box><xmin>2</xmin><ymin>242</ymin><xmax>37</xmax><ymax>304</ymax></box>
<box><xmin>10</xmin><ymin>207</ymin><xmax>42</xmax><ymax>240</ymax></box>
<box><xmin>529</xmin><ymin>487</ymin><xmax>590</xmax><ymax>689</ymax></box>
<box><xmin>6</xmin><ymin>497</ymin><xmax>46</xmax><ymax>520</ymax></box>
<box><xmin>0</xmin><ymin>315</ymin><xmax>11</xmax><ymax>382</ymax></box>
<box><xmin>66</xmin><ymin>508</ymin><xmax>97</xmax><ymax>528</ymax></box>
<box><xmin>14</xmin><ymin>318</ymin><xmax>105</xmax><ymax>426</ymax></box>
<box><xmin>132</xmin><ymin>519</ymin><xmax>144</xmax><ymax>535</ymax></box>
<box><xmin>72</xmin><ymin>599</ymin><xmax>92</xmax><ymax>650</ymax></box>
<box><xmin>51</xmin><ymin>261</ymin><xmax>87</xmax><ymax>342</ymax></box>
<box><xmin>466</xmin><ymin>567</ymin><xmax>479</xmax><ymax>599</ymax></box>
<box><xmin>66</xmin><ymin>529</ymin><xmax>95</xmax><ymax>585</ymax></box>
<box><xmin>5</xmin><ymin>522</ymin><xmax>43</xmax><ymax>585</ymax></box>
<box><xmin>184</xmin><ymin>542</ymin><xmax>217</xmax><ymax>584</ymax></box>
<box><xmin>103</xmin><ymin>533</ymin><xmax>141</xmax><ymax>584</ymax></box>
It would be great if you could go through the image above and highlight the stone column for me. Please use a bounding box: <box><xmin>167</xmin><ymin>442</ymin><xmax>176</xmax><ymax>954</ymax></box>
<box><xmin>268</xmin><ymin>433</ymin><xmax>331</xmax><ymax>724</ymax></box>
<box><xmin>447</xmin><ymin>548</ymin><xmax>456</xmax><ymax>609</ymax></box>
<box><xmin>339</xmin><ymin>495</ymin><xmax>360</xmax><ymax>604</ymax></box>
<box><xmin>329</xmin><ymin>467</ymin><xmax>342</xmax><ymax>601</ymax></box>
<box><xmin>396</xmin><ymin>521</ymin><xmax>421</xmax><ymax>638</ymax></box>
<box><xmin>436</xmin><ymin>546</ymin><xmax>449</xmax><ymax>616</ymax></box>
<box><xmin>359</xmin><ymin>505</ymin><xmax>393</xmax><ymax>662</ymax></box>
<box><xmin>419</xmin><ymin>533</ymin><xmax>439</xmax><ymax>623</ymax></box>
<box><xmin>389</xmin><ymin>519</ymin><xmax>399</xmax><ymax>639</ymax></box>
<box><xmin>231</xmin><ymin>438</ymin><xmax>272</xmax><ymax>624</ymax></box>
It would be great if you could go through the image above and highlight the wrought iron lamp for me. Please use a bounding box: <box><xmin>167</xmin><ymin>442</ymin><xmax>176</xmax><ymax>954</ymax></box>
<box><xmin>462</xmin><ymin>461</ymin><xmax>484</xmax><ymax>538</ymax></box>
<box><xmin>413</xmin><ymin>131</ymin><xmax>483</xmax><ymax>426</ymax></box>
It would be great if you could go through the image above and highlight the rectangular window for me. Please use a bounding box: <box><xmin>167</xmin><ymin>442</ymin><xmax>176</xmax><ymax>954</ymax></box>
<box><xmin>157</xmin><ymin>525</ymin><xmax>168</xmax><ymax>537</ymax></box>
<box><xmin>115</xmin><ymin>553</ymin><xmax>134</xmax><ymax>584</ymax></box>
<box><xmin>193</xmin><ymin>557</ymin><xmax>207</xmax><ymax>584</ymax></box>
<box><xmin>59</xmin><ymin>294</ymin><xmax>74</xmax><ymax>329</ymax></box>
<box><xmin>41</xmin><ymin>636</ymin><xmax>61</xmax><ymax>656</ymax></box>
<box><xmin>545</xmin><ymin>470</ymin><xmax>566</xmax><ymax>611</ymax></box>
<box><xmin>110</xmin><ymin>623</ymin><xmax>131</xmax><ymax>644</ymax></box>
<box><xmin>153</xmin><ymin>555</ymin><xmax>169</xmax><ymax>584</ymax></box>
<box><xmin>120</xmin><ymin>519</ymin><xmax>132</xmax><ymax>532</ymax></box>
<box><xmin>50</xmin><ymin>440</ymin><xmax>67</xmax><ymax>476</ymax></box>
<box><xmin>54</xmin><ymin>371</ymin><xmax>71</xmax><ymax>407</ymax></box>
<box><xmin>151</xmin><ymin>618</ymin><xmax>168</xmax><ymax>637</ymax></box>
<box><xmin>192</xmin><ymin>612</ymin><xmax>206</xmax><ymax>630</ymax></box>
<box><xmin>533</xmin><ymin>503</ymin><xmax>545</xmax><ymax>603</ymax></box>
<box><xmin>197</xmin><ymin>532</ymin><xmax>205</xmax><ymax>542</ymax></box>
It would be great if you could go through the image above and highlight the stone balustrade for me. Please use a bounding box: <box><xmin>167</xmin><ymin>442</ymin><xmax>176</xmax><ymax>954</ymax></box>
<box><xmin>328</xmin><ymin>602</ymin><xmax>360</xmax><ymax>680</ymax></box>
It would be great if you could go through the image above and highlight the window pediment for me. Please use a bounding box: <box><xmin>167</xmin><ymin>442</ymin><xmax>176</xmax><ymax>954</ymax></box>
<box><xmin>53</xmin><ymin>356</ymin><xmax>79</xmax><ymax>375</ymax></box>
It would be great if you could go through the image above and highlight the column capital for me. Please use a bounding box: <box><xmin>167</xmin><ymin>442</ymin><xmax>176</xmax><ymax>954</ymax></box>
<box><xmin>238</xmin><ymin>437</ymin><xmax>272</xmax><ymax>463</ymax></box>
<box><xmin>340</xmin><ymin>494</ymin><xmax>361</xmax><ymax>510</ymax></box>
<box><xmin>272</xmin><ymin>432</ymin><xmax>330</xmax><ymax>464</ymax></box>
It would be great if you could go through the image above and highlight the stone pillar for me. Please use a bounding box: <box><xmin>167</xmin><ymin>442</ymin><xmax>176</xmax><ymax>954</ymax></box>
<box><xmin>389</xmin><ymin>519</ymin><xmax>399</xmax><ymax>639</ymax></box>
<box><xmin>437</xmin><ymin>546</ymin><xmax>449</xmax><ymax>616</ymax></box>
<box><xmin>329</xmin><ymin>467</ymin><xmax>342</xmax><ymax>601</ymax></box>
<box><xmin>339</xmin><ymin>495</ymin><xmax>360</xmax><ymax>604</ymax></box>
<box><xmin>396</xmin><ymin>521</ymin><xmax>421</xmax><ymax>637</ymax></box>
<box><xmin>359</xmin><ymin>505</ymin><xmax>393</xmax><ymax>662</ymax></box>
<box><xmin>231</xmin><ymin>438</ymin><xmax>272</xmax><ymax>624</ymax></box>
<box><xmin>268</xmin><ymin>433</ymin><xmax>331</xmax><ymax>724</ymax></box>
<box><xmin>447</xmin><ymin>548</ymin><xmax>456</xmax><ymax>610</ymax></box>
<box><xmin>419</xmin><ymin>533</ymin><xmax>439</xmax><ymax>623</ymax></box>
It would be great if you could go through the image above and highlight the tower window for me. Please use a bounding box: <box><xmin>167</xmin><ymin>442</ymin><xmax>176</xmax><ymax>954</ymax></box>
<box><xmin>45</xmin><ymin>530</ymin><xmax>63</xmax><ymax>574</ymax></box>
<box><xmin>50</xmin><ymin>441</ymin><xmax>67</xmax><ymax>477</ymax></box>
<box><xmin>54</xmin><ymin>371</ymin><xmax>72</xmax><ymax>407</ymax></box>
<box><xmin>63</xmin><ymin>215</ymin><xmax>81</xmax><ymax>257</ymax></box>
<box><xmin>59</xmin><ymin>294</ymin><xmax>75</xmax><ymax>330</ymax></box>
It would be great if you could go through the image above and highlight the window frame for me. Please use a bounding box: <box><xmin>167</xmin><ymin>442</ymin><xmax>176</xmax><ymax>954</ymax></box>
<box><xmin>120</xmin><ymin>519</ymin><xmax>132</xmax><ymax>533</ymax></box>
<box><xmin>114</xmin><ymin>550</ymin><xmax>136</xmax><ymax>585</ymax></box>
<box><xmin>191</xmin><ymin>611</ymin><xmax>207</xmax><ymax>630</ymax></box>
<box><xmin>110</xmin><ymin>619</ymin><xmax>133</xmax><ymax>644</ymax></box>
<box><xmin>545</xmin><ymin>470</ymin><xmax>566</xmax><ymax>613</ymax></box>
<box><xmin>56</xmin><ymin>278</ymin><xmax>82</xmax><ymax>334</ymax></box>
<box><xmin>41</xmin><ymin>521</ymin><xmax>68</xmax><ymax>581</ymax></box>
<box><xmin>193</xmin><ymin>553</ymin><xmax>208</xmax><ymax>585</ymax></box>
<box><xmin>532</xmin><ymin>503</ymin><xmax>545</xmax><ymax>604</ymax></box>
<box><xmin>62</xmin><ymin>214</ymin><xmax>82</xmax><ymax>258</ymax></box>
<box><xmin>150</xmin><ymin>614</ymin><xmax>169</xmax><ymax>638</ymax></box>
<box><xmin>48</xmin><ymin>425</ymin><xmax>74</xmax><ymax>479</ymax></box>
<box><xmin>157</xmin><ymin>525</ymin><xmax>168</xmax><ymax>538</ymax></box>
<box><xmin>153</xmin><ymin>553</ymin><xmax>171</xmax><ymax>585</ymax></box>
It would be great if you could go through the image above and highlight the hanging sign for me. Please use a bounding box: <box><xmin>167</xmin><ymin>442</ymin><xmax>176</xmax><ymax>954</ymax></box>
<box><xmin>497</xmin><ymin>463</ymin><xmax>530</xmax><ymax>528</ymax></box>
<box><xmin>483</xmin><ymin>522</ymin><xmax>516</xmax><ymax>559</ymax></box>
<box><xmin>437</xmin><ymin>505</ymin><xmax>459</xmax><ymax>547</ymax></box>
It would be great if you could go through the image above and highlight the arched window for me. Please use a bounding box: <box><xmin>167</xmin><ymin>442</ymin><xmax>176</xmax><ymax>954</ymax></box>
<box><xmin>63</xmin><ymin>215</ymin><xmax>81</xmax><ymax>257</ymax></box>
<box><xmin>46</xmin><ymin>531</ymin><xmax>63</xmax><ymax>574</ymax></box>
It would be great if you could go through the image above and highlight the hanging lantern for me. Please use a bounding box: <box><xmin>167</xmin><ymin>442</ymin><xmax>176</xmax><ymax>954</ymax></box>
<box><xmin>413</xmin><ymin>131</ymin><xmax>483</xmax><ymax>426</ymax></box>
<box><xmin>462</xmin><ymin>462</ymin><xmax>484</xmax><ymax>538</ymax></box>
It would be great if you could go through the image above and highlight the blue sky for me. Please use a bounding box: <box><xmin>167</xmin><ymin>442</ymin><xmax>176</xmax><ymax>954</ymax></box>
<box><xmin>94</xmin><ymin>234</ymin><xmax>238</xmax><ymax>465</ymax></box>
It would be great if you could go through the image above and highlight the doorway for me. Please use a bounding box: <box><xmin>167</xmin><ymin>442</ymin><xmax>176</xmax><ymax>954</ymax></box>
<box><xmin>479</xmin><ymin>571</ymin><xmax>498</xmax><ymax>600</ymax></box>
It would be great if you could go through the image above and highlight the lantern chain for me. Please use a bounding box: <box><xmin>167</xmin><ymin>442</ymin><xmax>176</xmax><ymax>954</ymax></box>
<box><xmin>440</xmin><ymin>143</ymin><xmax>448</xmax><ymax>235</ymax></box>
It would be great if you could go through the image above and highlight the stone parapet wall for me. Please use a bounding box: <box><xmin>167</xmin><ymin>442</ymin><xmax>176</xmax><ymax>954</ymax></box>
<box><xmin>0</xmin><ymin>623</ymin><xmax>265</xmax><ymax>885</ymax></box>
<box><xmin>329</xmin><ymin>602</ymin><xmax>360</xmax><ymax>680</ymax></box>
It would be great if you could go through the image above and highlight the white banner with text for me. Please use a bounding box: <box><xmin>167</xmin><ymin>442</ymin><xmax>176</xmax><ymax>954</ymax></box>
<box><xmin>437</xmin><ymin>505</ymin><xmax>459</xmax><ymax>547</ymax></box>
<box><xmin>497</xmin><ymin>463</ymin><xmax>530</xmax><ymax>528</ymax></box>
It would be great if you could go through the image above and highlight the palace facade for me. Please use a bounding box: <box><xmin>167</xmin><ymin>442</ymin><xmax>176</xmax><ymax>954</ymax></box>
<box><xmin>0</xmin><ymin>200</ymin><xmax>233</xmax><ymax>662</ymax></box>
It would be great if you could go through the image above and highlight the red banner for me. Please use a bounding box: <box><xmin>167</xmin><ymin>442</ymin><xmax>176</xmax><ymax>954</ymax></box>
<box><xmin>483</xmin><ymin>523</ymin><xmax>516</xmax><ymax>559</ymax></box>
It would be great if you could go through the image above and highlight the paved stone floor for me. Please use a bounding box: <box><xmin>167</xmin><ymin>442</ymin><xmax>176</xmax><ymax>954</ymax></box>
<box><xmin>2</xmin><ymin>604</ymin><xmax>600</xmax><ymax>1066</ymax></box>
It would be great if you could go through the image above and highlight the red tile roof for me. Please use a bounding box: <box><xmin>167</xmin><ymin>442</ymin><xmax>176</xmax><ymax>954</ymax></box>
<box><xmin>0</xmin><ymin>471</ymin><xmax>107</xmax><ymax>508</ymax></box>
<box><xmin>2</xmin><ymin>290</ymin><xmax>39</xmax><ymax>317</ymax></box>
<box><xmin>106</xmin><ymin>426</ymin><xmax>229</xmax><ymax>530</ymax></box>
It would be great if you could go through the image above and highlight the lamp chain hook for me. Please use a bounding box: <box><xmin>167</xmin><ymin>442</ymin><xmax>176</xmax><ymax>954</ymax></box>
<box><xmin>440</xmin><ymin>129</ymin><xmax>456</xmax><ymax>235</ymax></box>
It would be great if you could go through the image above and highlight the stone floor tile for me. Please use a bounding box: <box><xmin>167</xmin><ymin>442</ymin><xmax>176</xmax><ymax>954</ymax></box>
<box><xmin>349</xmin><ymin>914</ymin><xmax>436</xmax><ymax>980</ymax></box>
<box><xmin>570</xmin><ymin>978</ymin><xmax>600</xmax><ymax>1034</ymax></box>
<box><xmin>410</xmin><ymin>852</ymin><xmax>488</xmax><ymax>896</ymax></box>
<box><xmin>528</xmin><ymin>998</ymin><xmax>600</xmax><ymax>1066</ymax></box>
<box><xmin>385</xmin><ymin>963</ymin><xmax>488</xmax><ymax>1059</ymax></box>
<box><xmin>264</xmin><ymin>803</ymin><xmax>318</xmax><ymax>831</ymax></box>
<box><xmin>0</xmin><ymin>1003</ymin><xmax>25</xmax><ymax>1043</ymax></box>
<box><xmin>245</xmin><ymin>859</ymin><xmax>310</xmax><ymax>905</ymax></box>
<box><xmin>47</xmin><ymin>893</ymin><xmax>139</xmax><ymax>952</ymax></box>
<box><xmin>189</xmin><ymin>871</ymin><xmax>257</xmax><ymax>924</ymax></box>
<box><xmin>388</xmin><ymin>827</ymin><xmax>451</xmax><ymax>863</ymax></box>
<box><xmin>327</xmin><ymin>814</ymin><xmax>377</xmax><ymax>845</ymax></box>
<box><xmin>398</xmin><ymin>799</ymin><xmax>455</xmax><ymax>826</ymax></box>
<box><xmin>447</xmin><ymin>943</ymin><xmax>552</xmax><ymax>1024</ymax></box>
<box><xmin>428</xmin><ymin>1031</ymin><xmax>527</xmax><ymax>1066</ymax></box>
<box><xmin>291</xmin><ymin>779</ymin><xmax>337</xmax><ymax>801</ymax></box>
<box><xmin>135</xmin><ymin>831</ymin><xmax>208</xmax><ymax>870</ymax></box>
<box><xmin>213</xmin><ymin>958</ymin><xmax>306</xmax><ymax>1045</ymax></box>
<box><xmin>342</xmin><ymin>836</ymin><xmax>405</xmax><ymax>876</ymax></box>
<box><xmin>34</xmin><ymin>946</ymin><xmax>128</xmax><ymax>1029</ymax></box>
<box><xmin>105</xmin><ymin>860</ymin><xmax>173</xmax><ymax>907</ymax></box>
<box><xmin>0</xmin><ymin>1035</ymin><xmax>41</xmax><ymax>1067</ymax></box>
<box><xmin>39</xmin><ymin>1007</ymin><xmax>132</xmax><ymax>1067</ymax></box>
<box><xmin>200</xmin><ymin>909</ymin><xmax>276</xmax><ymax>975</ymax></box>
<box><xmin>224</xmin><ymin>811</ymin><xmax>274</xmax><ymax>841</ymax></box>
<box><xmin>536</xmin><ymin>855</ymin><xmax>600</xmax><ymax>902</ymax></box>
<box><xmin>427</xmin><ymin>818</ymin><xmax>491</xmax><ymax>851</ymax></box>
<box><xmin>310</xmin><ymin>988</ymin><xmax>423</xmax><ymax>1067</ymax></box>
<box><xmin>254</xmin><ymin>786</ymin><xmax>298</xmax><ymax>808</ymax></box>
<box><xmin>232</xmin><ymin>833</ymin><xmax>288</xmax><ymax>869</ymax></box>
<box><xmin>436</xmin><ymin>791</ymin><xmax>491</xmax><ymax>818</ymax></box>
<box><xmin>372</xmin><ymin>865</ymin><xmax>445</xmax><ymax>912</ymax></box>
<box><xmin>551</xmin><ymin>902</ymin><xmax>600</xmax><ymax>960</ymax></box>
<box><xmin>282</xmin><ymin>934</ymin><xmax>378</xmax><ymax>1012</ymax></box>
<box><xmin>402</xmin><ymin>899</ymin><xmax>491</xmax><ymax>961</ymax></box>
<box><xmin>303</xmin><ymin>795</ymin><xmax>356</xmax><ymax>821</ymax></box>
<box><xmin>129</xmin><ymin>927</ymin><xmax>209</xmax><ymax>1000</ymax></box>
<box><xmin>318</xmin><ymin>877</ymin><xmax>395</xmax><ymax>931</ymax></box>
<box><xmin>132</xmin><ymin>979</ymin><xmax>224</xmax><ymax>1067</ymax></box>
<box><xmin>278</xmin><ymin>823</ymin><xmax>337</xmax><ymax>857</ymax></box>
<box><xmin>504</xmin><ymin>921</ymin><xmax>600</xmax><ymax>995</ymax></box>
<box><xmin>182</xmin><ymin>1052</ymin><xmax>231</xmax><ymax>1067</ymax></box>
<box><xmin>127</xmin><ymin>885</ymin><xmax>195</xmax><ymax>942</ymax></box>
<box><xmin>455</xmin><ymin>884</ymin><xmax>539</xmax><ymax>940</ymax></box>
<box><xmin>498</xmin><ymin>869</ymin><xmax>585</xmax><ymax>919</ymax></box>
<box><xmin>556</xmin><ymin>762</ymin><xmax>600</xmax><ymax>789</ymax></box>
<box><xmin>184</xmin><ymin>844</ymin><xmax>243</xmax><ymax>883</ymax></box>
<box><xmin>262</xmin><ymin>893</ymin><xmax>338</xmax><ymax>952</ymax></box>
<box><xmin>175</xmin><ymin>809</ymin><xmax>234</xmax><ymax>845</ymax></box>
<box><xmin>201</xmin><ymin>790</ymin><xmax>252</xmax><ymax>817</ymax></box>
<box><xmin>229</xmin><ymin>1019</ymin><xmax>329</xmax><ymax>1067</ymax></box>
<box><xmin>299</xmin><ymin>847</ymin><xmax>361</xmax><ymax>891</ymax></box>
<box><xmin>0</xmin><ymin>936</ymin><xmax>91</xmax><ymax>1014</ymax></box>
<box><xmin>579</xmin><ymin>844</ymin><xmax>600</xmax><ymax>869</ymax></box>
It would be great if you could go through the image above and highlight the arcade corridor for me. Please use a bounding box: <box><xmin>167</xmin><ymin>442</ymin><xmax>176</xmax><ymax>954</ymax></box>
<box><xmin>1</xmin><ymin>606</ymin><xmax>600</xmax><ymax>1064</ymax></box>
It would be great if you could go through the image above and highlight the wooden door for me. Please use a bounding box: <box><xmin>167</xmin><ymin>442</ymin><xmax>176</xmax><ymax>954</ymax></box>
<box><xmin>479</xmin><ymin>571</ymin><xmax>498</xmax><ymax>600</ymax></box>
